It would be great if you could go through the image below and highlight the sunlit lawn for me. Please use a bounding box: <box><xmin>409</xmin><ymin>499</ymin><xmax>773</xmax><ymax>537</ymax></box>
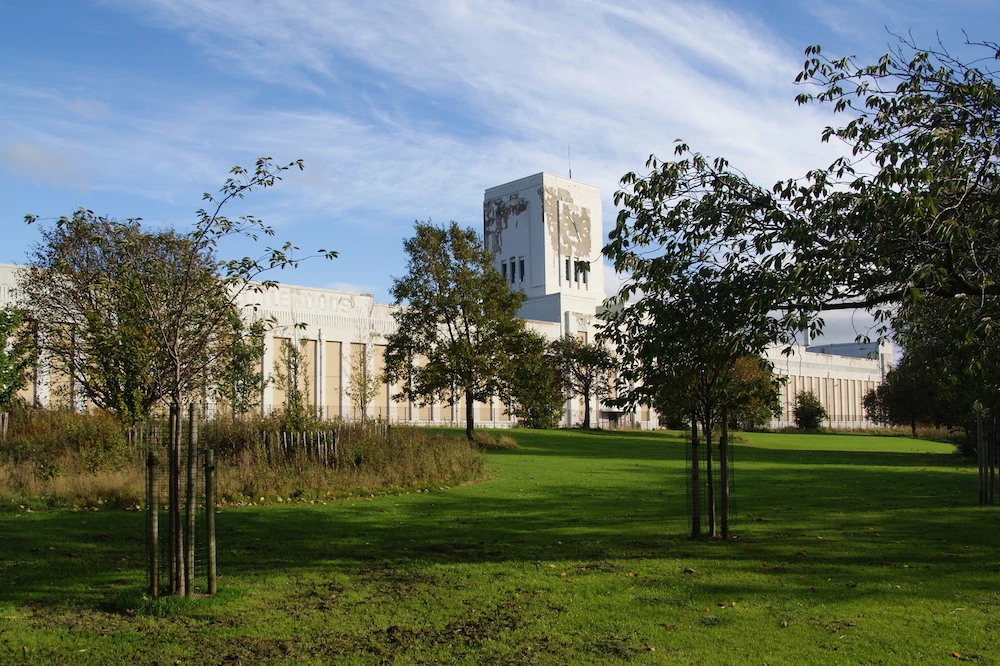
<box><xmin>1</xmin><ymin>428</ymin><xmax>996</xmax><ymax>665</ymax></box>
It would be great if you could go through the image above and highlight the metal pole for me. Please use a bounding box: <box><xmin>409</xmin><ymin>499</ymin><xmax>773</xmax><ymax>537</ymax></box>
<box><xmin>205</xmin><ymin>447</ymin><xmax>217</xmax><ymax>596</ymax></box>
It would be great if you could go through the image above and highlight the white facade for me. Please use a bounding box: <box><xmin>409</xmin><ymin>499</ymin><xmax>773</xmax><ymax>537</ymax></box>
<box><xmin>768</xmin><ymin>342</ymin><xmax>892</xmax><ymax>429</ymax></box>
<box><xmin>0</xmin><ymin>173</ymin><xmax>891</xmax><ymax>430</ymax></box>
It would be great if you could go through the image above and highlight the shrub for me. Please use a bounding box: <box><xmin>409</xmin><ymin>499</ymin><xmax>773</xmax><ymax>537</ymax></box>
<box><xmin>793</xmin><ymin>391</ymin><xmax>828</xmax><ymax>430</ymax></box>
<box><xmin>1</xmin><ymin>409</ymin><xmax>489</xmax><ymax>510</ymax></box>
<box><xmin>471</xmin><ymin>430</ymin><xmax>519</xmax><ymax>450</ymax></box>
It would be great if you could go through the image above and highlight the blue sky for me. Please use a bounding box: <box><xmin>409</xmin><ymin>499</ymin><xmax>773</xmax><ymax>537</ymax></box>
<box><xmin>2</xmin><ymin>0</ymin><xmax>997</xmax><ymax>343</ymax></box>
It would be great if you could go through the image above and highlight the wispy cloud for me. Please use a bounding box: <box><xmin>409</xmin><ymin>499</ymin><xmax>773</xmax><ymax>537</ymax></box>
<box><xmin>1</xmin><ymin>140</ymin><xmax>92</xmax><ymax>188</ymax></box>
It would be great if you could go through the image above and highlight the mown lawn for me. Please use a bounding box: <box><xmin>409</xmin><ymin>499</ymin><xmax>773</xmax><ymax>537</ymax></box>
<box><xmin>1</xmin><ymin>429</ymin><xmax>997</xmax><ymax>665</ymax></box>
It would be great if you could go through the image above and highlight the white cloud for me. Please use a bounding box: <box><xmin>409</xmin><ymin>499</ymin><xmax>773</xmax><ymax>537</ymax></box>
<box><xmin>0</xmin><ymin>140</ymin><xmax>91</xmax><ymax>188</ymax></box>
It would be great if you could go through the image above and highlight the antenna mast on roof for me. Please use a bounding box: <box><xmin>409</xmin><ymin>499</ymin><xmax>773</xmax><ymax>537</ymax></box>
<box><xmin>567</xmin><ymin>146</ymin><xmax>572</xmax><ymax>179</ymax></box>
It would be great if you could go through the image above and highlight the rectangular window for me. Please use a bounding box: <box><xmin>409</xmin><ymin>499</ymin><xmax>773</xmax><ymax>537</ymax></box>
<box><xmin>582</xmin><ymin>265</ymin><xmax>588</xmax><ymax>285</ymax></box>
<box><xmin>510</xmin><ymin>257</ymin><xmax>516</xmax><ymax>284</ymax></box>
<box><xmin>501</xmin><ymin>262</ymin><xmax>507</xmax><ymax>280</ymax></box>
<box><xmin>518</xmin><ymin>257</ymin><xmax>525</xmax><ymax>282</ymax></box>
<box><xmin>574</xmin><ymin>261</ymin><xmax>580</xmax><ymax>283</ymax></box>
<box><xmin>565</xmin><ymin>258</ymin><xmax>571</xmax><ymax>281</ymax></box>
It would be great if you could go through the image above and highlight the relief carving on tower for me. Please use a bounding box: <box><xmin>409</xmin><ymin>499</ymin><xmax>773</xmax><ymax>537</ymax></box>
<box><xmin>541</xmin><ymin>186</ymin><xmax>591</xmax><ymax>257</ymax></box>
<box><xmin>483</xmin><ymin>194</ymin><xmax>528</xmax><ymax>255</ymax></box>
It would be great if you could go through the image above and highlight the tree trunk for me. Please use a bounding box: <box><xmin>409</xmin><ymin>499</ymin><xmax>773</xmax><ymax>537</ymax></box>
<box><xmin>582</xmin><ymin>388</ymin><xmax>591</xmax><ymax>429</ymax></box>
<box><xmin>978</xmin><ymin>411</ymin><xmax>986</xmax><ymax>505</ymax></box>
<box><xmin>465</xmin><ymin>387</ymin><xmax>475</xmax><ymax>441</ymax></box>
<box><xmin>184</xmin><ymin>403</ymin><xmax>198</xmax><ymax>598</ymax></box>
<box><xmin>690</xmin><ymin>414</ymin><xmax>701</xmax><ymax>539</ymax></box>
<box><xmin>910</xmin><ymin>417</ymin><xmax>917</xmax><ymax>438</ymax></box>
<box><xmin>705</xmin><ymin>416</ymin><xmax>716</xmax><ymax>538</ymax></box>
<box><xmin>169</xmin><ymin>399</ymin><xmax>185</xmax><ymax>595</ymax></box>
<box><xmin>720</xmin><ymin>405</ymin><xmax>729</xmax><ymax>540</ymax></box>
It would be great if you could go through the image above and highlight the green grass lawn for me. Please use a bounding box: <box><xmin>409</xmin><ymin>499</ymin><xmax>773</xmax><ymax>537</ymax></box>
<box><xmin>1</xmin><ymin>429</ymin><xmax>996</xmax><ymax>665</ymax></box>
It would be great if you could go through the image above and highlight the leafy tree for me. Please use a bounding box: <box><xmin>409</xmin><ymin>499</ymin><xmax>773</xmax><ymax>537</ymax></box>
<box><xmin>346</xmin><ymin>340</ymin><xmax>381</xmax><ymax>421</ymax></box>
<box><xmin>213</xmin><ymin>314</ymin><xmax>267</xmax><ymax>419</ymax></box>
<box><xmin>384</xmin><ymin>221</ymin><xmax>527</xmax><ymax>441</ymax></box>
<box><xmin>726</xmin><ymin>355</ymin><xmax>782</xmax><ymax>431</ymax></box>
<box><xmin>0</xmin><ymin>307</ymin><xmax>35</xmax><ymax>411</ymax></box>
<box><xmin>793</xmin><ymin>391</ymin><xmax>827</xmax><ymax>430</ymax></box>
<box><xmin>22</xmin><ymin>215</ymin><xmax>175</xmax><ymax>423</ymax></box>
<box><xmin>23</xmin><ymin>159</ymin><xmax>334</xmax><ymax>427</ymax></box>
<box><xmin>550</xmin><ymin>335</ymin><xmax>615</xmax><ymax>429</ymax></box>
<box><xmin>605</xmin><ymin>35</ymin><xmax>1000</xmax><ymax>511</ymax></box>
<box><xmin>272</xmin><ymin>337</ymin><xmax>316</xmax><ymax>431</ymax></box>
<box><xmin>508</xmin><ymin>331</ymin><xmax>564</xmax><ymax>429</ymax></box>
<box><xmin>600</xmin><ymin>255</ymin><xmax>785</xmax><ymax>538</ymax></box>
<box><xmin>23</xmin><ymin>158</ymin><xmax>335</xmax><ymax>596</ymax></box>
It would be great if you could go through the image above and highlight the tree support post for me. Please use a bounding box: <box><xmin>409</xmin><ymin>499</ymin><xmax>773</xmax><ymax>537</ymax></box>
<box><xmin>205</xmin><ymin>446</ymin><xmax>217</xmax><ymax>596</ymax></box>
<box><xmin>720</xmin><ymin>405</ymin><xmax>730</xmax><ymax>540</ymax></box>
<box><xmin>690</xmin><ymin>414</ymin><xmax>701</xmax><ymax>539</ymax></box>
<box><xmin>146</xmin><ymin>446</ymin><xmax>158</xmax><ymax>599</ymax></box>
<box><xmin>168</xmin><ymin>405</ymin><xmax>183</xmax><ymax>595</ymax></box>
<box><xmin>978</xmin><ymin>411</ymin><xmax>986</xmax><ymax>505</ymax></box>
<box><xmin>185</xmin><ymin>403</ymin><xmax>198</xmax><ymax>597</ymax></box>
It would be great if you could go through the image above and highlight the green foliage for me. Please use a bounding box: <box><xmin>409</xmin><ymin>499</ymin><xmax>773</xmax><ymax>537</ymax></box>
<box><xmin>863</xmin><ymin>359</ymin><xmax>942</xmax><ymax>437</ymax></box>
<box><xmin>345</xmin><ymin>339</ymin><xmax>381</xmax><ymax>421</ymax></box>
<box><xmin>0</xmin><ymin>307</ymin><xmax>34</xmax><ymax>411</ymax></box>
<box><xmin>793</xmin><ymin>391</ymin><xmax>828</xmax><ymax>430</ymax></box>
<box><xmin>23</xmin><ymin>158</ymin><xmax>336</xmax><ymax>422</ymax></box>
<box><xmin>549</xmin><ymin>334</ymin><xmax>615</xmax><ymax>429</ymax></box>
<box><xmin>271</xmin><ymin>337</ymin><xmax>318</xmax><ymax>431</ymax></box>
<box><xmin>507</xmin><ymin>331</ymin><xmax>564</xmax><ymax>430</ymax></box>
<box><xmin>384</xmin><ymin>221</ymin><xmax>528</xmax><ymax>440</ymax></box>
<box><xmin>0</xmin><ymin>407</ymin><xmax>138</xmax><ymax>479</ymax></box>
<box><xmin>726</xmin><ymin>355</ymin><xmax>783</xmax><ymax>430</ymax></box>
<box><xmin>213</xmin><ymin>314</ymin><xmax>267</xmax><ymax>417</ymax></box>
<box><xmin>608</xmin><ymin>37</ymin><xmax>1000</xmax><ymax>443</ymax></box>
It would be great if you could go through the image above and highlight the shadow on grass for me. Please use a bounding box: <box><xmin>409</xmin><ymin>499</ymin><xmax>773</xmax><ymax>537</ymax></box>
<box><xmin>1</xmin><ymin>428</ymin><xmax>993</xmax><ymax>612</ymax></box>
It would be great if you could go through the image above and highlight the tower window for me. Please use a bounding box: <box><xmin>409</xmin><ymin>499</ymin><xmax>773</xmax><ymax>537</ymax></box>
<box><xmin>518</xmin><ymin>257</ymin><xmax>525</xmax><ymax>282</ymax></box>
<box><xmin>510</xmin><ymin>257</ymin><xmax>516</xmax><ymax>283</ymax></box>
<box><xmin>574</xmin><ymin>261</ymin><xmax>580</xmax><ymax>283</ymax></box>
<box><xmin>501</xmin><ymin>261</ymin><xmax>507</xmax><ymax>280</ymax></box>
<box><xmin>582</xmin><ymin>265</ymin><xmax>588</xmax><ymax>285</ymax></box>
<box><xmin>565</xmin><ymin>258</ymin><xmax>571</xmax><ymax>282</ymax></box>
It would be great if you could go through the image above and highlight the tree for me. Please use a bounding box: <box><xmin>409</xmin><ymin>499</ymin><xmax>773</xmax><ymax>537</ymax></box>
<box><xmin>726</xmin><ymin>355</ymin><xmax>782</xmax><ymax>431</ymax></box>
<box><xmin>508</xmin><ymin>331</ymin><xmax>565</xmax><ymax>429</ymax></box>
<box><xmin>23</xmin><ymin>159</ymin><xmax>335</xmax><ymax>427</ymax></box>
<box><xmin>604</xmin><ymin>36</ymin><xmax>1000</xmax><ymax>510</ymax></box>
<box><xmin>346</xmin><ymin>339</ymin><xmax>381</xmax><ymax>421</ymax></box>
<box><xmin>213</xmin><ymin>314</ymin><xmax>267</xmax><ymax>419</ymax></box>
<box><xmin>600</xmin><ymin>258</ymin><xmax>785</xmax><ymax>539</ymax></box>
<box><xmin>272</xmin><ymin>336</ymin><xmax>316</xmax><ymax>430</ymax></box>
<box><xmin>0</xmin><ymin>307</ymin><xmax>34</xmax><ymax>411</ymax></box>
<box><xmin>21</xmin><ymin>215</ymin><xmax>168</xmax><ymax>423</ymax></box>
<box><xmin>793</xmin><ymin>391</ymin><xmax>827</xmax><ymax>430</ymax></box>
<box><xmin>383</xmin><ymin>221</ymin><xmax>527</xmax><ymax>441</ymax></box>
<box><xmin>23</xmin><ymin>158</ymin><xmax>335</xmax><ymax>596</ymax></box>
<box><xmin>550</xmin><ymin>335</ymin><xmax>615</xmax><ymax>429</ymax></box>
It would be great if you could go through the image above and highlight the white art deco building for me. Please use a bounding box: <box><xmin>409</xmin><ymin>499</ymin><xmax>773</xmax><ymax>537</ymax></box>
<box><xmin>0</xmin><ymin>172</ymin><xmax>889</xmax><ymax>429</ymax></box>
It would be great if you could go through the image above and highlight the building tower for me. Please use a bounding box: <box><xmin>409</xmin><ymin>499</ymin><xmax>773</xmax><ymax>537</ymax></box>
<box><xmin>483</xmin><ymin>173</ymin><xmax>605</xmax><ymax>335</ymax></box>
